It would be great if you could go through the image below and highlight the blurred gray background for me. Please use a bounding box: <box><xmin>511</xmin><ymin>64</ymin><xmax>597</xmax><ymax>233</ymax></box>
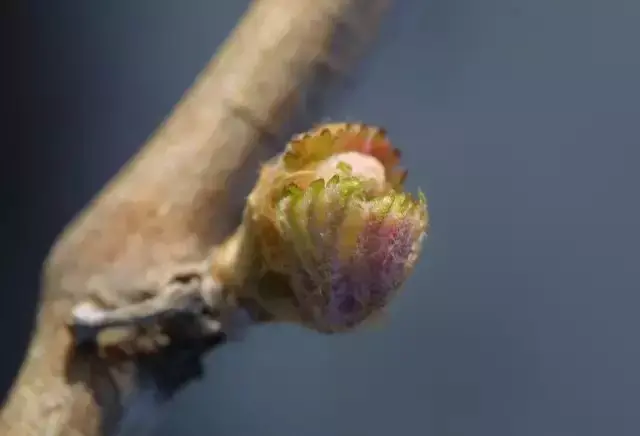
<box><xmin>8</xmin><ymin>0</ymin><xmax>640</xmax><ymax>435</ymax></box>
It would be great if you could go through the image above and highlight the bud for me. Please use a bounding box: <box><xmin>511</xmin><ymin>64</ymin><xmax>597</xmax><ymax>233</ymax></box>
<box><xmin>282</xmin><ymin>122</ymin><xmax>408</xmax><ymax>190</ymax></box>
<box><xmin>241</xmin><ymin>123</ymin><xmax>429</xmax><ymax>333</ymax></box>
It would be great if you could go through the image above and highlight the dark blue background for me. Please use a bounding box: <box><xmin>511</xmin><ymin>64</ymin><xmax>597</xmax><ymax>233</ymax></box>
<box><xmin>7</xmin><ymin>1</ymin><xmax>640</xmax><ymax>435</ymax></box>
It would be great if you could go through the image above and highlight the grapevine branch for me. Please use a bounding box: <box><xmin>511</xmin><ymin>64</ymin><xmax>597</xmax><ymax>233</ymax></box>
<box><xmin>0</xmin><ymin>0</ymin><xmax>392</xmax><ymax>435</ymax></box>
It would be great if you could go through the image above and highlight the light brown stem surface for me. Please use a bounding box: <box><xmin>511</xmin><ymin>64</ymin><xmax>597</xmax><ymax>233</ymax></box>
<box><xmin>0</xmin><ymin>0</ymin><xmax>391</xmax><ymax>435</ymax></box>
<box><xmin>0</xmin><ymin>0</ymin><xmax>386</xmax><ymax>436</ymax></box>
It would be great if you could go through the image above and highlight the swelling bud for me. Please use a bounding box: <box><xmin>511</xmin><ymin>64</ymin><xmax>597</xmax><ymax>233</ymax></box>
<box><xmin>221</xmin><ymin>123</ymin><xmax>429</xmax><ymax>333</ymax></box>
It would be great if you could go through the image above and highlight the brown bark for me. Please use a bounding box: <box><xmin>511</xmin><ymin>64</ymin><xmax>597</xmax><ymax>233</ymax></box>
<box><xmin>0</xmin><ymin>0</ymin><xmax>391</xmax><ymax>434</ymax></box>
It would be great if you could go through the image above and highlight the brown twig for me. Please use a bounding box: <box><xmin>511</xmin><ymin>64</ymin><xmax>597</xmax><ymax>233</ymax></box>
<box><xmin>0</xmin><ymin>0</ymin><xmax>392</xmax><ymax>435</ymax></box>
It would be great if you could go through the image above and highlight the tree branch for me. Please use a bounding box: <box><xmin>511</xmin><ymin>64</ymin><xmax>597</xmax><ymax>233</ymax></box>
<box><xmin>0</xmin><ymin>0</ymin><xmax>392</xmax><ymax>435</ymax></box>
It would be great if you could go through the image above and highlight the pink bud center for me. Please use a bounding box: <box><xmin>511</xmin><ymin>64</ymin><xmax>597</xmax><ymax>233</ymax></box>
<box><xmin>315</xmin><ymin>152</ymin><xmax>386</xmax><ymax>191</ymax></box>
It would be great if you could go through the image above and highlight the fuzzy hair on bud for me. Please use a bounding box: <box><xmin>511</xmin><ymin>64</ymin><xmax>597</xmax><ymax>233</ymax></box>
<box><xmin>239</xmin><ymin>123</ymin><xmax>429</xmax><ymax>333</ymax></box>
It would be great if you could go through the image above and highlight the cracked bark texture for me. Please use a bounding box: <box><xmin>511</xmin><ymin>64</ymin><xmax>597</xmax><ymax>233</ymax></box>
<box><xmin>0</xmin><ymin>0</ymin><xmax>392</xmax><ymax>435</ymax></box>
